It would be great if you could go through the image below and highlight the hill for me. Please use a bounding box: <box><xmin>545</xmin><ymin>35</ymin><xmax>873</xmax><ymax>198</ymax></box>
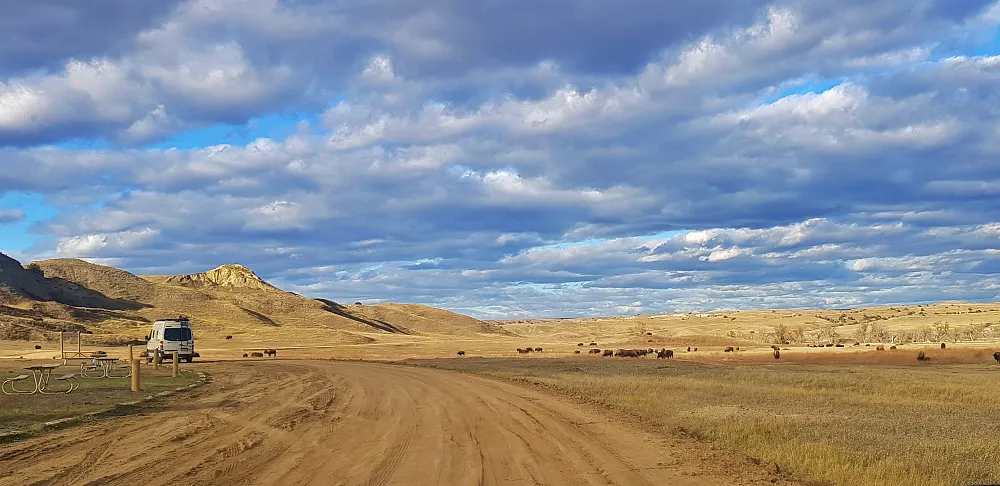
<box><xmin>0</xmin><ymin>252</ymin><xmax>503</xmax><ymax>343</ymax></box>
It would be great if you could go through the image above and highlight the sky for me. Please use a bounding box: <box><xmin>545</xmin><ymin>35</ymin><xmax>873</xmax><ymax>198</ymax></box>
<box><xmin>1</xmin><ymin>0</ymin><xmax>999</xmax><ymax>318</ymax></box>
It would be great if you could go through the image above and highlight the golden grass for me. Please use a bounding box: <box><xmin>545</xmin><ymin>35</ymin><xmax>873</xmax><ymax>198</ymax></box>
<box><xmin>409</xmin><ymin>357</ymin><xmax>1000</xmax><ymax>486</ymax></box>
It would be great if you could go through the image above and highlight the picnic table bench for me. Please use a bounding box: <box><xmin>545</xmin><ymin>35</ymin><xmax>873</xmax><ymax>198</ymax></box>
<box><xmin>81</xmin><ymin>357</ymin><xmax>131</xmax><ymax>379</ymax></box>
<box><xmin>2</xmin><ymin>364</ymin><xmax>79</xmax><ymax>394</ymax></box>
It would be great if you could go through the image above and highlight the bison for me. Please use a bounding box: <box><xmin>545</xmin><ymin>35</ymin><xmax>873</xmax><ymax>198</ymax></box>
<box><xmin>941</xmin><ymin>343</ymin><xmax>946</xmax><ymax>349</ymax></box>
<box><xmin>589</xmin><ymin>348</ymin><xmax>602</xmax><ymax>354</ymax></box>
<box><xmin>687</xmin><ymin>347</ymin><xmax>691</xmax><ymax>352</ymax></box>
<box><xmin>250</xmin><ymin>352</ymin><xmax>264</xmax><ymax>358</ymax></box>
<box><xmin>693</xmin><ymin>348</ymin><xmax>698</xmax><ymax>352</ymax></box>
<box><xmin>574</xmin><ymin>350</ymin><xmax>581</xmax><ymax>354</ymax></box>
<box><xmin>242</xmin><ymin>353</ymin><xmax>249</xmax><ymax>358</ymax></box>
<box><xmin>724</xmin><ymin>347</ymin><xmax>734</xmax><ymax>353</ymax></box>
<box><xmin>226</xmin><ymin>335</ymin><xmax>233</xmax><ymax>340</ymax></box>
<box><xmin>589</xmin><ymin>342</ymin><xmax>597</xmax><ymax>346</ymax></box>
<box><xmin>657</xmin><ymin>349</ymin><xmax>673</xmax><ymax>359</ymax></box>
<box><xmin>457</xmin><ymin>351</ymin><xmax>465</xmax><ymax>356</ymax></box>
<box><xmin>264</xmin><ymin>349</ymin><xmax>277</xmax><ymax>357</ymax></box>
<box><xmin>34</xmin><ymin>345</ymin><xmax>41</xmax><ymax>350</ymax></box>
<box><xmin>917</xmin><ymin>351</ymin><xmax>927</xmax><ymax>361</ymax></box>
<box><xmin>773</xmin><ymin>348</ymin><xmax>780</xmax><ymax>360</ymax></box>
<box><xmin>602</xmin><ymin>349</ymin><xmax>614</xmax><ymax>357</ymax></box>
<box><xmin>577</xmin><ymin>343</ymin><xmax>584</xmax><ymax>346</ymax></box>
<box><xmin>876</xmin><ymin>345</ymin><xmax>885</xmax><ymax>351</ymax></box>
<box><xmin>516</xmin><ymin>348</ymin><xmax>528</xmax><ymax>354</ymax></box>
<box><xmin>993</xmin><ymin>352</ymin><xmax>1000</xmax><ymax>364</ymax></box>
<box><xmin>534</xmin><ymin>347</ymin><xmax>543</xmax><ymax>352</ymax></box>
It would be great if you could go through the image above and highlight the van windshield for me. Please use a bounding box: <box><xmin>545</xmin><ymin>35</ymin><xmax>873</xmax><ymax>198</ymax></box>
<box><xmin>164</xmin><ymin>328</ymin><xmax>192</xmax><ymax>341</ymax></box>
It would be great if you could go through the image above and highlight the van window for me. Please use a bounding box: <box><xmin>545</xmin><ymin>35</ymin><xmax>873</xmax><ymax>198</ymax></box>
<box><xmin>164</xmin><ymin>328</ymin><xmax>192</xmax><ymax>341</ymax></box>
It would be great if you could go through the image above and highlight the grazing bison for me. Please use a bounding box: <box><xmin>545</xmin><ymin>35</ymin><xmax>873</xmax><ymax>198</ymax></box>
<box><xmin>773</xmin><ymin>348</ymin><xmax>780</xmax><ymax>360</ymax></box>
<box><xmin>890</xmin><ymin>345</ymin><xmax>897</xmax><ymax>350</ymax></box>
<box><xmin>457</xmin><ymin>351</ymin><xmax>465</xmax><ymax>356</ymax></box>
<box><xmin>876</xmin><ymin>345</ymin><xmax>885</xmax><ymax>351</ymax></box>
<box><xmin>589</xmin><ymin>348</ymin><xmax>602</xmax><ymax>354</ymax></box>
<box><xmin>242</xmin><ymin>353</ymin><xmax>249</xmax><ymax>358</ymax></box>
<box><xmin>264</xmin><ymin>349</ymin><xmax>277</xmax><ymax>357</ymax></box>
<box><xmin>534</xmin><ymin>347</ymin><xmax>543</xmax><ymax>352</ymax></box>
<box><xmin>602</xmin><ymin>349</ymin><xmax>614</xmax><ymax>357</ymax></box>
<box><xmin>835</xmin><ymin>344</ymin><xmax>844</xmax><ymax>347</ymax></box>
<box><xmin>524</xmin><ymin>347</ymin><xmax>534</xmax><ymax>353</ymax></box>
<box><xmin>693</xmin><ymin>348</ymin><xmax>698</xmax><ymax>352</ymax></box>
<box><xmin>226</xmin><ymin>335</ymin><xmax>233</xmax><ymax>340</ymax></box>
<box><xmin>589</xmin><ymin>342</ymin><xmax>597</xmax><ymax>346</ymax></box>
<box><xmin>917</xmin><ymin>351</ymin><xmax>927</xmax><ymax>361</ymax></box>
<box><xmin>646</xmin><ymin>332</ymin><xmax>653</xmax><ymax>336</ymax></box>
<box><xmin>941</xmin><ymin>343</ymin><xmax>946</xmax><ymax>349</ymax></box>
<box><xmin>687</xmin><ymin>347</ymin><xmax>691</xmax><ymax>352</ymax></box>
<box><xmin>577</xmin><ymin>343</ymin><xmax>584</xmax><ymax>346</ymax></box>
<box><xmin>623</xmin><ymin>349</ymin><xmax>639</xmax><ymax>358</ymax></box>
<box><xmin>656</xmin><ymin>349</ymin><xmax>673</xmax><ymax>359</ymax></box>
<box><xmin>250</xmin><ymin>352</ymin><xmax>264</xmax><ymax>358</ymax></box>
<box><xmin>724</xmin><ymin>347</ymin><xmax>735</xmax><ymax>353</ymax></box>
<box><xmin>993</xmin><ymin>352</ymin><xmax>1000</xmax><ymax>364</ymax></box>
<box><xmin>574</xmin><ymin>350</ymin><xmax>581</xmax><ymax>354</ymax></box>
<box><xmin>34</xmin><ymin>345</ymin><xmax>41</xmax><ymax>350</ymax></box>
<box><xmin>516</xmin><ymin>348</ymin><xmax>527</xmax><ymax>354</ymax></box>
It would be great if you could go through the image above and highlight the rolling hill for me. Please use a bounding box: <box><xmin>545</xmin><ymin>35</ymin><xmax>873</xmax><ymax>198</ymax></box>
<box><xmin>0</xmin><ymin>252</ymin><xmax>505</xmax><ymax>343</ymax></box>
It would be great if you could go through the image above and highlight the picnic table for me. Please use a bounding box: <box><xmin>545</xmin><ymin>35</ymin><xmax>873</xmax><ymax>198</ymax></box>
<box><xmin>2</xmin><ymin>364</ymin><xmax>78</xmax><ymax>394</ymax></box>
<box><xmin>82</xmin><ymin>357</ymin><xmax>131</xmax><ymax>379</ymax></box>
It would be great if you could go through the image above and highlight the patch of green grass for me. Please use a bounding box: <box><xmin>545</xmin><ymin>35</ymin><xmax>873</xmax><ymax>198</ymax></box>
<box><xmin>0</xmin><ymin>362</ymin><xmax>199</xmax><ymax>434</ymax></box>
<box><xmin>407</xmin><ymin>358</ymin><xmax>1000</xmax><ymax>486</ymax></box>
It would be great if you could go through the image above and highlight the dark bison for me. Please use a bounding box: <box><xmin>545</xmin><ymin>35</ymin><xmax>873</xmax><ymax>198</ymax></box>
<box><xmin>457</xmin><ymin>351</ymin><xmax>465</xmax><ymax>356</ymax></box>
<box><xmin>876</xmin><ymin>345</ymin><xmax>885</xmax><ymax>351</ymax></box>
<box><xmin>656</xmin><ymin>349</ymin><xmax>673</xmax><ymax>359</ymax></box>
<box><xmin>242</xmin><ymin>353</ymin><xmax>249</xmax><ymax>358</ymax></box>
<box><xmin>226</xmin><ymin>335</ymin><xmax>233</xmax><ymax>340</ymax></box>
<box><xmin>602</xmin><ymin>349</ymin><xmax>614</xmax><ymax>357</ymax></box>
<box><xmin>250</xmin><ymin>352</ymin><xmax>264</xmax><ymax>358</ymax></box>
<box><xmin>615</xmin><ymin>349</ymin><xmax>639</xmax><ymax>358</ymax></box>
<box><xmin>574</xmin><ymin>350</ymin><xmax>581</xmax><ymax>354</ymax></box>
<box><xmin>687</xmin><ymin>347</ymin><xmax>691</xmax><ymax>352</ymax></box>
<box><xmin>264</xmin><ymin>349</ymin><xmax>277</xmax><ymax>357</ymax></box>
<box><xmin>773</xmin><ymin>348</ymin><xmax>780</xmax><ymax>360</ymax></box>
<box><xmin>917</xmin><ymin>351</ymin><xmax>927</xmax><ymax>361</ymax></box>
<box><xmin>516</xmin><ymin>348</ymin><xmax>529</xmax><ymax>354</ymax></box>
<box><xmin>941</xmin><ymin>343</ymin><xmax>946</xmax><ymax>349</ymax></box>
<box><xmin>693</xmin><ymin>348</ymin><xmax>698</xmax><ymax>352</ymax></box>
<box><xmin>589</xmin><ymin>342</ymin><xmax>597</xmax><ymax>346</ymax></box>
<box><xmin>577</xmin><ymin>343</ymin><xmax>584</xmax><ymax>346</ymax></box>
<box><xmin>534</xmin><ymin>347</ymin><xmax>543</xmax><ymax>352</ymax></box>
<box><xmin>524</xmin><ymin>347</ymin><xmax>534</xmax><ymax>353</ymax></box>
<box><xmin>589</xmin><ymin>348</ymin><xmax>602</xmax><ymax>354</ymax></box>
<box><xmin>34</xmin><ymin>345</ymin><xmax>41</xmax><ymax>350</ymax></box>
<box><xmin>993</xmin><ymin>352</ymin><xmax>1000</xmax><ymax>364</ymax></box>
<box><xmin>724</xmin><ymin>347</ymin><xmax>734</xmax><ymax>352</ymax></box>
<box><xmin>646</xmin><ymin>332</ymin><xmax>653</xmax><ymax>336</ymax></box>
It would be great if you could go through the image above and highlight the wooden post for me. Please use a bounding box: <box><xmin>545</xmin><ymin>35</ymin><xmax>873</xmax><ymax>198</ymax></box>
<box><xmin>131</xmin><ymin>358</ymin><xmax>140</xmax><ymax>392</ymax></box>
<box><xmin>153</xmin><ymin>350</ymin><xmax>161</xmax><ymax>369</ymax></box>
<box><xmin>128</xmin><ymin>345</ymin><xmax>134</xmax><ymax>363</ymax></box>
<box><xmin>77</xmin><ymin>331</ymin><xmax>82</xmax><ymax>356</ymax></box>
<box><xmin>60</xmin><ymin>332</ymin><xmax>65</xmax><ymax>360</ymax></box>
<box><xmin>172</xmin><ymin>352</ymin><xmax>179</xmax><ymax>378</ymax></box>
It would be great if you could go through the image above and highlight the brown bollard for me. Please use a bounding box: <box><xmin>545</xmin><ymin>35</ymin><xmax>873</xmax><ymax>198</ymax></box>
<box><xmin>153</xmin><ymin>350</ymin><xmax>161</xmax><ymax>369</ymax></box>
<box><xmin>131</xmin><ymin>359</ymin><xmax>141</xmax><ymax>392</ymax></box>
<box><xmin>172</xmin><ymin>352</ymin><xmax>179</xmax><ymax>378</ymax></box>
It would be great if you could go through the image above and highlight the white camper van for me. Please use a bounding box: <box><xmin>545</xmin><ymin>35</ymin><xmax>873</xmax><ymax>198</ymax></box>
<box><xmin>146</xmin><ymin>317</ymin><xmax>198</xmax><ymax>363</ymax></box>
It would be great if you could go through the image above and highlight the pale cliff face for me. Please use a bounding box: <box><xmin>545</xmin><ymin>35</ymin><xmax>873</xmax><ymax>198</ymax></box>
<box><xmin>164</xmin><ymin>264</ymin><xmax>278</xmax><ymax>291</ymax></box>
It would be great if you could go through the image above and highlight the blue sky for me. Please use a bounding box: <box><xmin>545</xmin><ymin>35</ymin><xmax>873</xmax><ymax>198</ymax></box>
<box><xmin>1</xmin><ymin>0</ymin><xmax>999</xmax><ymax>318</ymax></box>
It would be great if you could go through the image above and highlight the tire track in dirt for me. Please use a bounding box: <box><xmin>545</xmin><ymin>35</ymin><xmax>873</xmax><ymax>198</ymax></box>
<box><xmin>0</xmin><ymin>361</ymin><xmax>797</xmax><ymax>486</ymax></box>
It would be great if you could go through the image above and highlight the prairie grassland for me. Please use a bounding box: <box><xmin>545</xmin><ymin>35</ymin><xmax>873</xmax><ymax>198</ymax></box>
<box><xmin>410</xmin><ymin>357</ymin><xmax>1000</xmax><ymax>486</ymax></box>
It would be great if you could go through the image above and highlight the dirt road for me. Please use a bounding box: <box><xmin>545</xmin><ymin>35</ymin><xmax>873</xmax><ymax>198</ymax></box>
<box><xmin>0</xmin><ymin>361</ymin><xmax>783</xmax><ymax>485</ymax></box>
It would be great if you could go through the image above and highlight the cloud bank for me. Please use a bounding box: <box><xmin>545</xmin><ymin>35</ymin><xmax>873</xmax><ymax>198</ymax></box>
<box><xmin>1</xmin><ymin>0</ymin><xmax>999</xmax><ymax>317</ymax></box>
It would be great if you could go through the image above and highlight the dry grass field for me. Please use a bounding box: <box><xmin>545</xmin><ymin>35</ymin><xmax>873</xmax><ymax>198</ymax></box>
<box><xmin>407</xmin><ymin>357</ymin><xmax>1000</xmax><ymax>486</ymax></box>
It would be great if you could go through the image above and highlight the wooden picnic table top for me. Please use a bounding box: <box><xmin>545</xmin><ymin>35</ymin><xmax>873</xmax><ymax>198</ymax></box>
<box><xmin>24</xmin><ymin>364</ymin><xmax>61</xmax><ymax>371</ymax></box>
<box><xmin>93</xmin><ymin>357</ymin><xmax>119</xmax><ymax>361</ymax></box>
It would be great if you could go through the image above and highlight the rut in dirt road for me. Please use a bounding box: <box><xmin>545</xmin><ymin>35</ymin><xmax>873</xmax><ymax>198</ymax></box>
<box><xmin>0</xmin><ymin>361</ymin><xmax>787</xmax><ymax>486</ymax></box>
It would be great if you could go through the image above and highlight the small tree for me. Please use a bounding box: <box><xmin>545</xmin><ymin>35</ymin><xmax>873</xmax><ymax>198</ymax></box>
<box><xmin>772</xmin><ymin>323</ymin><xmax>790</xmax><ymax>344</ymax></box>
<box><xmin>632</xmin><ymin>322</ymin><xmax>648</xmax><ymax>337</ymax></box>
<box><xmin>854</xmin><ymin>321</ymin><xmax>870</xmax><ymax>343</ymax></box>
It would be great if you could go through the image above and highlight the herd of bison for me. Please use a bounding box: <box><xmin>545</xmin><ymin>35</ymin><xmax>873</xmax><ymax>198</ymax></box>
<box><xmin>452</xmin><ymin>345</ymin><xmax>1000</xmax><ymax>363</ymax></box>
